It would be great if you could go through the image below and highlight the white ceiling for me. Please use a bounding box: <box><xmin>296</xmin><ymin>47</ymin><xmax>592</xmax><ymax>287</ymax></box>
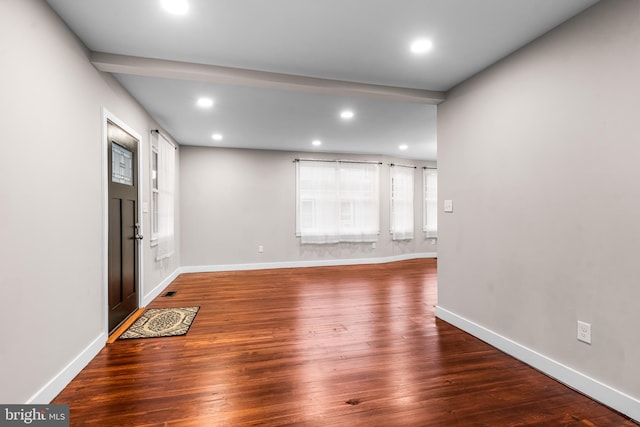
<box><xmin>46</xmin><ymin>0</ymin><xmax>598</xmax><ymax>160</ymax></box>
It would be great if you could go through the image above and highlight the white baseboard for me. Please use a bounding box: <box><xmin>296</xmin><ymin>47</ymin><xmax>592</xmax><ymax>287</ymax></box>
<box><xmin>28</xmin><ymin>268</ymin><xmax>180</xmax><ymax>404</ymax></box>
<box><xmin>27</xmin><ymin>332</ymin><xmax>106</xmax><ymax>404</ymax></box>
<box><xmin>181</xmin><ymin>252</ymin><xmax>437</xmax><ymax>273</ymax></box>
<box><xmin>142</xmin><ymin>267</ymin><xmax>182</xmax><ymax>306</ymax></box>
<box><xmin>30</xmin><ymin>257</ymin><xmax>437</xmax><ymax>405</ymax></box>
<box><xmin>435</xmin><ymin>306</ymin><xmax>640</xmax><ymax>423</ymax></box>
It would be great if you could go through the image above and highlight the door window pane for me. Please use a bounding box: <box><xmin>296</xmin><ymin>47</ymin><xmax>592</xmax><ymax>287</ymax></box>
<box><xmin>112</xmin><ymin>143</ymin><xmax>133</xmax><ymax>186</ymax></box>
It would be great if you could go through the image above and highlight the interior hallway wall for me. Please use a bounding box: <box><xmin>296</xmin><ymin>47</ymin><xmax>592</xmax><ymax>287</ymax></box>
<box><xmin>438</xmin><ymin>0</ymin><xmax>640</xmax><ymax>407</ymax></box>
<box><xmin>0</xmin><ymin>0</ymin><xmax>180</xmax><ymax>403</ymax></box>
<box><xmin>180</xmin><ymin>146</ymin><xmax>437</xmax><ymax>268</ymax></box>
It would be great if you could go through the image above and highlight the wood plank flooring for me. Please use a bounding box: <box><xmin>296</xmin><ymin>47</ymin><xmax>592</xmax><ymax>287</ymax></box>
<box><xmin>53</xmin><ymin>259</ymin><xmax>636</xmax><ymax>426</ymax></box>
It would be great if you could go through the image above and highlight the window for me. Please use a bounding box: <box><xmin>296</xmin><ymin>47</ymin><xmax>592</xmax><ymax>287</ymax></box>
<box><xmin>424</xmin><ymin>168</ymin><xmax>438</xmax><ymax>238</ymax></box>
<box><xmin>390</xmin><ymin>165</ymin><xmax>415</xmax><ymax>240</ymax></box>
<box><xmin>151</xmin><ymin>147</ymin><xmax>159</xmax><ymax>241</ymax></box>
<box><xmin>111</xmin><ymin>143</ymin><xmax>134</xmax><ymax>186</ymax></box>
<box><xmin>296</xmin><ymin>160</ymin><xmax>380</xmax><ymax>244</ymax></box>
<box><xmin>151</xmin><ymin>131</ymin><xmax>175</xmax><ymax>260</ymax></box>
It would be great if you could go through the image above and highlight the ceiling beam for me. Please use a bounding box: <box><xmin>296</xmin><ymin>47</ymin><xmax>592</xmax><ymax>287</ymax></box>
<box><xmin>91</xmin><ymin>52</ymin><xmax>445</xmax><ymax>105</ymax></box>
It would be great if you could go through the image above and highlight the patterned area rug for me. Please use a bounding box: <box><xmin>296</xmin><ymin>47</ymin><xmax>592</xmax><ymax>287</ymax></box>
<box><xmin>119</xmin><ymin>307</ymin><xmax>199</xmax><ymax>339</ymax></box>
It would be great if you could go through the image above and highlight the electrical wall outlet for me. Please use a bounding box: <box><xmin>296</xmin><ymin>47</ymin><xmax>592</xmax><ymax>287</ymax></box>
<box><xmin>258</xmin><ymin>245</ymin><xmax>264</xmax><ymax>253</ymax></box>
<box><xmin>577</xmin><ymin>321</ymin><xmax>591</xmax><ymax>344</ymax></box>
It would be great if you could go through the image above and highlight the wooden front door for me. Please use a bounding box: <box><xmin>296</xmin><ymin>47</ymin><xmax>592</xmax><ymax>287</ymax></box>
<box><xmin>107</xmin><ymin>120</ymin><xmax>140</xmax><ymax>333</ymax></box>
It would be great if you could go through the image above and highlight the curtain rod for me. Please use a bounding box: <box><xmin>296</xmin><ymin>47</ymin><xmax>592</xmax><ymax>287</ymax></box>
<box><xmin>423</xmin><ymin>166</ymin><xmax>438</xmax><ymax>170</ymax></box>
<box><xmin>151</xmin><ymin>129</ymin><xmax>177</xmax><ymax>150</ymax></box>
<box><xmin>293</xmin><ymin>158</ymin><xmax>382</xmax><ymax>165</ymax></box>
<box><xmin>390</xmin><ymin>163</ymin><xmax>417</xmax><ymax>169</ymax></box>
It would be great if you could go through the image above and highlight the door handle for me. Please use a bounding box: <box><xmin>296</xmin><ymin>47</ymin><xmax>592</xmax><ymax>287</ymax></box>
<box><xmin>135</xmin><ymin>223</ymin><xmax>143</xmax><ymax>240</ymax></box>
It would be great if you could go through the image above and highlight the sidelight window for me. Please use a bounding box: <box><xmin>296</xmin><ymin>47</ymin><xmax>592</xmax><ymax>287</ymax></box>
<box><xmin>150</xmin><ymin>131</ymin><xmax>175</xmax><ymax>260</ymax></box>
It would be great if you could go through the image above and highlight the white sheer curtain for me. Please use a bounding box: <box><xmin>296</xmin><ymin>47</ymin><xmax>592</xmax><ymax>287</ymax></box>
<box><xmin>391</xmin><ymin>165</ymin><xmax>414</xmax><ymax>240</ymax></box>
<box><xmin>156</xmin><ymin>133</ymin><xmax>175</xmax><ymax>260</ymax></box>
<box><xmin>424</xmin><ymin>169</ymin><xmax>438</xmax><ymax>238</ymax></box>
<box><xmin>296</xmin><ymin>160</ymin><xmax>380</xmax><ymax>244</ymax></box>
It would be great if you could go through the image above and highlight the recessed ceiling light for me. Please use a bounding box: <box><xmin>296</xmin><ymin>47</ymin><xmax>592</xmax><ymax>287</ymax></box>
<box><xmin>197</xmin><ymin>97</ymin><xmax>213</xmax><ymax>108</ymax></box>
<box><xmin>340</xmin><ymin>110</ymin><xmax>354</xmax><ymax>120</ymax></box>
<box><xmin>410</xmin><ymin>39</ymin><xmax>433</xmax><ymax>54</ymax></box>
<box><xmin>312</xmin><ymin>140</ymin><xmax>322</xmax><ymax>146</ymax></box>
<box><xmin>161</xmin><ymin>0</ymin><xmax>189</xmax><ymax>15</ymax></box>
<box><xmin>399</xmin><ymin>144</ymin><xmax>409</xmax><ymax>151</ymax></box>
<box><xmin>212</xmin><ymin>133</ymin><xmax>223</xmax><ymax>141</ymax></box>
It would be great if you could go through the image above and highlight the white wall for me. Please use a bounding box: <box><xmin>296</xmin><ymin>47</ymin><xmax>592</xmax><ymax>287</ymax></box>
<box><xmin>180</xmin><ymin>146</ymin><xmax>436</xmax><ymax>268</ymax></box>
<box><xmin>438</xmin><ymin>0</ymin><xmax>640</xmax><ymax>419</ymax></box>
<box><xmin>0</xmin><ymin>0</ymin><xmax>180</xmax><ymax>403</ymax></box>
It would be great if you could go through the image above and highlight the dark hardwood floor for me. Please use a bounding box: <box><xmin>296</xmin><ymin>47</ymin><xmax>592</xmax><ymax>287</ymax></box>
<box><xmin>53</xmin><ymin>259</ymin><xmax>636</xmax><ymax>426</ymax></box>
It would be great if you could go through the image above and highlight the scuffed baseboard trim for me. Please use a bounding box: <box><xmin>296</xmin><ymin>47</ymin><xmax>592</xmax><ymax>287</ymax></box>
<box><xmin>435</xmin><ymin>306</ymin><xmax>640</xmax><ymax>423</ymax></box>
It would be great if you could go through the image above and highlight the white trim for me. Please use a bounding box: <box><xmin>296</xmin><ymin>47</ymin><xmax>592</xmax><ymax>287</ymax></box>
<box><xmin>181</xmin><ymin>252</ymin><xmax>437</xmax><ymax>274</ymax></box>
<box><xmin>28</xmin><ymin>255</ymin><xmax>436</xmax><ymax>404</ymax></box>
<box><xmin>144</xmin><ymin>255</ymin><xmax>437</xmax><ymax>308</ymax></box>
<box><xmin>142</xmin><ymin>267</ymin><xmax>182</xmax><ymax>306</ymax></box>
<box><xmin>101</xmin><ymin>109</ymin><xmax>109</xmax><ymax>343</ymax></box>
<box><xmin>101</xmin><ymin>109</ymin><xmax>144</xmax><ymax>335</ymax></box>
<box><xmin>435</xmin><ymin>306</ymin><xmax>640</xmax><ymax>423</ymax></box>
<box><xmin>27</xmin><ymin>332</ymin><xmax>107</xmax><ymax>404</ymax></box>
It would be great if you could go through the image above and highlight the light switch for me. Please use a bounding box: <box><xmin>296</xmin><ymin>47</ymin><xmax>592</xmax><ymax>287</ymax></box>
<box><xmin>444</xmin><ymin>199</ymin><xmax>453</xmax><ymax>213</ymax></box>
<box><xmin>143</xmin><ymin>202</ymin><xmax>149</xmax><ymax>214</ymax></box>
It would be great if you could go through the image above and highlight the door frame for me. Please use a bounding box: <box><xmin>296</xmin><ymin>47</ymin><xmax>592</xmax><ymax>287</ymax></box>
<box><xmin>101</xmin><ymin>108</ymin><xmax>144</xmax><ymax>337</ymax></box>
